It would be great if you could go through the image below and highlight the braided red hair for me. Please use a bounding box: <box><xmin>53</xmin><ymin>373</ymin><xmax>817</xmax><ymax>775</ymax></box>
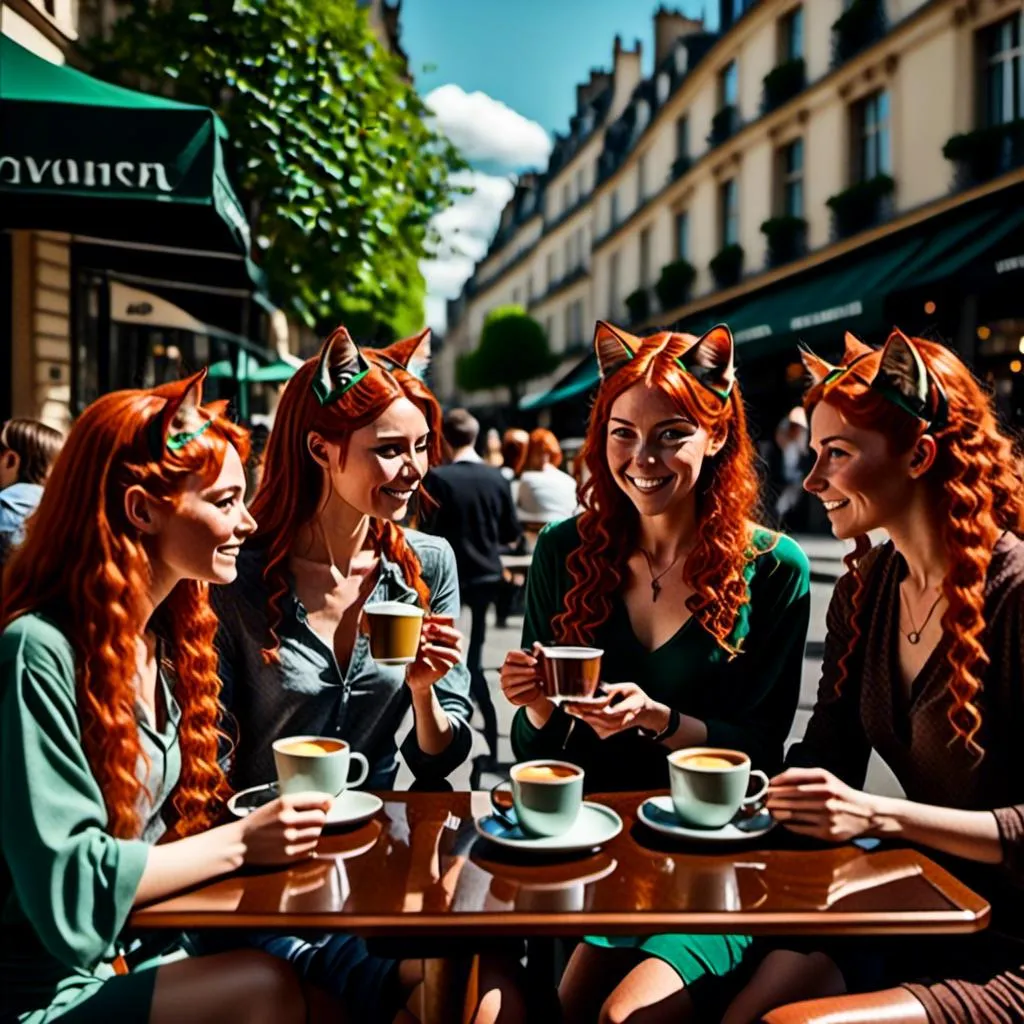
<box><xmin>806</xmin><ymin>336</ymin><xmax>1024</xmax><ymax>754</ymax></box>
<box><xmin>2</xmin><ymin>384</ymin><xmax>246</xmax><ymax>838</ymax></box>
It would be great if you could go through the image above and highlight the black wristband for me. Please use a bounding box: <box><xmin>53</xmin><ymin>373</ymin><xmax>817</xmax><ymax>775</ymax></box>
<box><xmin>641</xmin><ymin>706</ymin><xmax>680</xmax><ymax>743</ymax></box>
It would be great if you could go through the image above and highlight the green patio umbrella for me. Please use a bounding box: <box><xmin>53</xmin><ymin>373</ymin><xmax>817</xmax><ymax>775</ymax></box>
<box><xmin>248</xmin><ymin>357</ymin><xmax>302</xmax><ymax>383</ymax></box>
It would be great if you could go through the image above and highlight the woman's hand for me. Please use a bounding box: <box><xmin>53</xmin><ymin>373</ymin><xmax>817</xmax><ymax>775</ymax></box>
<box><xmin>565</xmin><ymin>682</ymin><xmax>669</xmax><ymax>740</ymax></box>
<box><xmin>239</xmin><ymin>793</ymin><xmax>331</xmax><ymax>866</ymax></box>
<box><xmin>499</xmin><ymin>645</ymin><xmax>546</xmax><ymax>707</ymax></box>
<box><xmin>405</xmin><ymin>615</ymin><xmax>464</xmax><ymax>696</ymax></box>
<box><xmin>767</xmin><ymin>767</ymin><xmax>880</xmax><ymax>842</ymax></box>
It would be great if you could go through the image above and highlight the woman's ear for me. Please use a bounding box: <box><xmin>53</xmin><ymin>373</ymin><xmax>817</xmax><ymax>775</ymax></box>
<box><xmin>306</xmin><ymin>431</ymin><xmax>332</xmax><ymax>471</ymax></box>
<box><xmin>706</xmin><ymin>429</ymin><xmax>728</xmax><ymax>458</ymax></box>
<box><xmin>124</xmin><ymin>485</ymin><xmax>161</xmax><ymax>535</ymax></box>
<box><xmin>908</xmin><ymin>434</ymin><xmax>938</xmax><ymax>479</ymax></box>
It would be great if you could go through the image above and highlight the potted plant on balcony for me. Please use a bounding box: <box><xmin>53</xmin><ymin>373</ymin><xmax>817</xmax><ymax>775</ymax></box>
<box><xmin>762</xmin><ymin>58</ymin><xmax>806</xmax><ymax>114</ymax></box>
<box><xmin>710</xmin><ymin>244</ymin><xmax>744</xmax><ymax>289</ymax></box>
<box><xmin>943</xmin><ymin>120</ymin><xmax>1024</xmax><ymax>189</ymax></box>
<box><xmin>708</xmin><ymin>105</ymin><xmax>738</xmax><ymax>147</ymax></box>
<box><xmin>826</xmin><ymin>174</ymin><xmax>894</xmax><ymax>239</ymax></box>
<box><xmin>654</xmin><ymin>259</ymin><xmax>696</xmax><ymax>311</ymax></box>
<box><xmin>624</xmin><ymin>288</ymin><xmax>650</xmax><ymax>325</ymax></box>
<box><xmin>671</xmin><ymin>154</ymin><xmax>692</xmax><ymax>180</ymax></box>
<box><xmin>831</xmin><ymin>0</ymin><xmax>886</xmax><ymax>66</ymax></box>
<box><xmin>760</xmin><ymin>215</ymin><xmax>807</xmax><ymax>266</ymax></box>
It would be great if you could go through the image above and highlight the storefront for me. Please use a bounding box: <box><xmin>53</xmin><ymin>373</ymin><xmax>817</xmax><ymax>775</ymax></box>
<box><xmin>0</xmin><ymin>35</ymin><xmax>268</xmax><ymax>427</ymax></box>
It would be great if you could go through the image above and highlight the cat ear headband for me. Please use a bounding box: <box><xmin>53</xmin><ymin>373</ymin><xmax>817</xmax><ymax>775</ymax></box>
<box><xmin>370</xmin><ymin>327</ymin><xmax>432</xmax><ymax>383</ymax></box>
<box><xmin>594</xmin><ymin>320</ymin><xmax>736</xmax><ymax>402</ymax></box>
<box><xmin>312</xmin><ymin>325</ymin><xmax>372</xmax><ymax>406</ymax></box>
<box><xmin>800</xmin><ymin>329</ymin><xmax>948</xmax><ymax>428</ymax></box>
<box><xmin>145</xmin><ymin>369</ymin><xmax>215</xmax><ymax>460</ymax></box>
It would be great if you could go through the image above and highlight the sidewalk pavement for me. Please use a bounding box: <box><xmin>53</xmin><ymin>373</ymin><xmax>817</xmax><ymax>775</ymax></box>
<box><xmin>395</xmin><ymin>530</ymin><xmax>902</xmax><ymax>798</ymax></box>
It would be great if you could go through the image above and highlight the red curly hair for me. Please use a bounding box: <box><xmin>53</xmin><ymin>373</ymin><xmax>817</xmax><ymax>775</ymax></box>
<box><xmin>526</xmin><ymin>428</ymin><xmax>563</xmax><ymax>469</ymax></box>
<box><xmin>250</xmin><ymin>327</ymin><xmax>443</xmax><ymax>663</ymax></box>
<box><xmin>1</xmin><ymin>381</ymin><xmax>248</xmax><ymax>840</ymax></box>
<box><xmin>806</xmin><ymin>334</ymin><xmax>1024</xmax><ymax>754</ymax></box>
<box><xmin>553</xmin><ymin>329</ymin><xmax>763</xmax><ymax>652</ymax></box>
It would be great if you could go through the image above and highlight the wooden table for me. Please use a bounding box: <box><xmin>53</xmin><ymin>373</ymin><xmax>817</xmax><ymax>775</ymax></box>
<box><xmin>132</xmin><ymin>792</ymin><xmax>989</xmax><ymax>1020</ymax></box>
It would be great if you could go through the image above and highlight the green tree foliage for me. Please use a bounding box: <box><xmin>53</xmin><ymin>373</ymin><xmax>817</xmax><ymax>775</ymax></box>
<box><xmin>90</xmin><ymin>0</ymin><xmax>465</xmax><ymax>335</ymax></box>
<box><xmin>457</xmin><ymin>305</ymin><xmax>558</xmax><ymax>407</ymax></box>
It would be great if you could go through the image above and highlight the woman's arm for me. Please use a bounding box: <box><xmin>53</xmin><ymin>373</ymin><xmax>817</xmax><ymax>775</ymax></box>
<box><xmin>400</xmin><ymin>541</ymin><xmax>473</xmax><ymax>778</ymax></box>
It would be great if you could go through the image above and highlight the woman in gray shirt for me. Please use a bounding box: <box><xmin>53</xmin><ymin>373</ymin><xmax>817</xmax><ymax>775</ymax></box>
<box><xmin>206</xmin><ymin>326</ymin><xmax>474</xmax><ymax>1022</ymax></box>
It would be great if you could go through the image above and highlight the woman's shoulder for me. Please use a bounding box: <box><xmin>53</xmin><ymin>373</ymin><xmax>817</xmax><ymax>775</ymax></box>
<box><xmin>535</xmin><ymin>515</ymin><xmax>582</xmax><ymax>554</ymax></box>
<box><xmin>748</xmin><ymin>527</ymin><xmax>810</xmax><ymax>584</ymax></box>
<box><xmin>403</xmin><ymin>527</ymin><xmax>457</xmax><ymax>574</ymax></box>
<box><xmin>0</xmin><ymin>612</ymin><xmax>77</xmax><ymax>687</ymax></box>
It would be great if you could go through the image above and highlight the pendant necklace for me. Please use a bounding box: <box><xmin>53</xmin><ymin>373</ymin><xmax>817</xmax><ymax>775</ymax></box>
<box><xmin>639</xmin><ymin>548</ymin><xmax>684</xmax><ymax>603</ymax></box>
<box><xmin>900</xmin><ymin>586</ymin><xmax>944</xmax><ymax>645</ymax></box>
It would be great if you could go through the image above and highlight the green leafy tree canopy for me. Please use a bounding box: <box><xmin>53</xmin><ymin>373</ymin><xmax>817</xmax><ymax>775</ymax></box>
<box><xmin>91</xmin><ymin>0</ymin><xmax>466</xmax><ymax>334</ymax></box>
<box><xmin>457</xmin><ymin>305</ymin><xmax>558</xmax><ymax>407</ymax></box>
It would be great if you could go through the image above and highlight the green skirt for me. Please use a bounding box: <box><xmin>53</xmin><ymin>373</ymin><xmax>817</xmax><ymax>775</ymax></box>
<box><xmin>584</xmin><ymin>932</ymin><xmax>752</xmax><ymax>987</ymax></box>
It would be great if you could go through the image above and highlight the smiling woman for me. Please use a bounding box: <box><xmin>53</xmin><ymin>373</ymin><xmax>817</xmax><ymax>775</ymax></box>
<box><xmin>498</xmin><ymin>320</ymin><xmax>811</xmax><ymax>1024</ymax></box>
<box><xmin>203</xmin><ymin>325</ymin><xmax>473</xmax><ymax>1020</ymax></box>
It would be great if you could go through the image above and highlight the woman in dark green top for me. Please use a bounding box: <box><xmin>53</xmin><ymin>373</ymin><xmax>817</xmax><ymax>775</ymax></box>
<box><xmin>499</xmin><ymin>322</ymin><xmax>810</xmax><ymax>1024</ymax></box>
<box><xmin>0</xmin><ymin>375</ymin><xmax>330</xmax><ymax>1023</ymax></box>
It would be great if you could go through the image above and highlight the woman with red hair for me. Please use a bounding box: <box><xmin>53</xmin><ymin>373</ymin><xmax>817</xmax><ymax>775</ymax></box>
<box><xmin>499</xmin><ymin>321</ymin><xmax>811</xmax><ymax>1023</ymax></box>
<box><xmin>208</xmin><ymin>326</ymin><xmax>474</xmax><ymax>1020</ymax></box>
<box><xmin>516</xmin><ymin>428</ymin><xmax>579</xmax><ymax>525</ymax></box>
<box><xmin>715</xmin><ymin>331</ymin><xmax>1024</xmax><ymax>1024</ymax></box>
<box><xmin>0</xmin><ymin>374</ymin><xmax>332</xmax><ymax>1023</ymax></box>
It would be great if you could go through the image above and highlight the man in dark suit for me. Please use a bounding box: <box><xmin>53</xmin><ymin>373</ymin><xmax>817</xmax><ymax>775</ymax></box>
<box><xmin>420</xmin><ymin>409</ymin><xmax>521</xmax><ymax>771</ymax></box>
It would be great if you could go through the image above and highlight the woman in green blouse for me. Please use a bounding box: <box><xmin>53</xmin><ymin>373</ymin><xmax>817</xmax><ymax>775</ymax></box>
<box><xmin>0</xmin><ymin>374</ymin><xmax>333</xmax><ymax>1023</ymax></box>
<box><xmin>499</xmin><ymin>322</ymin><xmax>810</xmax><ymax>1024</ymax></box>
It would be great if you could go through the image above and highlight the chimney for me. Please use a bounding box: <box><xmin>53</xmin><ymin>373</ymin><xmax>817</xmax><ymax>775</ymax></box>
<box><xmin>653</xmin><ymin>6</ymin><xmax>704</xmax><ymax>66</ymax></box>
<box><xmin>610</xmin><ymin>35</ymin><xmax>643</xmax><ymax>121</ymax></box>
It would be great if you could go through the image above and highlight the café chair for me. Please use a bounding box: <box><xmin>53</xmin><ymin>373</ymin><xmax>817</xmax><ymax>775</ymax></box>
<box><xmin>762</xmin><ymin>988</ymin><xmax>929</xmax><ymax>1023</ymax></box>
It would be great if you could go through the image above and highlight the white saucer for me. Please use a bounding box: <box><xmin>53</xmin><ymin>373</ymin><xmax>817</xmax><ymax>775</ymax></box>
<box><xmin>638</xmin><ymin>795</ymin><xmax>775</xmax><ymax>844</ymax></box>
<box><xmin>474</xmin><ymin>801</ymin><xmax>623</xmax><ymax>854</ymax></box>
<box><xmin>228</xmin><ymin>783</ymin><xmax>384</xmax><ymax>827</ymax></box>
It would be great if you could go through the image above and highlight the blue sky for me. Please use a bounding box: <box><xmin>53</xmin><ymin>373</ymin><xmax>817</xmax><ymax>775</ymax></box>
<box><xmin>401</xmin><ymin>1</ymin><xmax>716</xmax><ymax>331</ymax></box>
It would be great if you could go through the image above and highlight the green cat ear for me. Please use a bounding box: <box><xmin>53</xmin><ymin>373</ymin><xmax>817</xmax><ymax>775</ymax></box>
<box><xmin>146</xmin><ymin>369</ymin><xmax>211</xmax><ymax>459</ymax></box>
<box><xmin>871</xmin><ymin>329</ymin><xmax>947</xmax><ymax>426</ymax></box>
<box><xmin>312</xmin><ymin>325</ymin><xmax>371</xmax><ymax>406</ymax></box>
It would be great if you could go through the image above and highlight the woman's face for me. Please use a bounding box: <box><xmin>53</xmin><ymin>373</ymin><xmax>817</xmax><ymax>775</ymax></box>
<box><xmin>606</xmin><ymin>382</ymin><xmax>719</xmax><ymax>518</ymax></box>
<box><xmin>151</xmin><ymin>443</ymin><xmax>256</xmax><ymax>584</ymax></box>
<box><xmin>804</xmin><ymin>399</ymin><xmax>918</xmax><ymax>539</ymax></box>
<box><xmin>322</xmin><ymin>397</ymin><xmax>430</xmax><ymax>520</ymax></box>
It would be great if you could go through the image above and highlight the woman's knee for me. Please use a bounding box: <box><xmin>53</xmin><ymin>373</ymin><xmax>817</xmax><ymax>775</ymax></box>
<box><xmin>225</xmin><ymin>951</ymin><xmax>306</xmax><ymax>1023</ymax></box>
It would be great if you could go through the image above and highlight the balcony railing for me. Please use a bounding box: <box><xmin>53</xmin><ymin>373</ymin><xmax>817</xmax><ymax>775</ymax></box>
<box><xmin>761</xmin><ymin>58</ymin><xmax>806</xmax><ymax>115</ymax></box>
<box><xmin>826</xmin><ymin>174</ymin><xmax>895</xmax><ymax>240</ymax></box>
<box><xmin>760</xmin><ymin>215</ymin><xmax>808</xmax><ymax>268</ymax></box>
<box><xmin>708</xmin><ymin>105</ymin><xmax>739</xmax><ymax>148</ymax></box>
<box><xmin>944</xmin><ymin>120</ymin><xmax>1024</xmax><ymax>190</ymax></box>
<box><xmin>655</xmin><ymin>259</ymin><xmax>696</xmax><ymax>311</ymax></box>
<box><xmin>710</xmin><ymin>244</ymin><xmax>744</xmax><ymax>290</ymax></box>
<box><xmin>831</xmin><ymin>0</ymin><xmax>887</xmax><ymax>68</ymax></box>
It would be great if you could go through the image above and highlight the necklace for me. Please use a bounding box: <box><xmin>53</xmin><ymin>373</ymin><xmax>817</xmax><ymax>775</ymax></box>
<box><xmin>639</xmin><ymin>548</ymin><xmax>684</xmax><ymax>603</ymax></box>
<box><xmin>900</xmin><ymin>586</ymin><xmax>944</xmax><ymax>645</ymax></box>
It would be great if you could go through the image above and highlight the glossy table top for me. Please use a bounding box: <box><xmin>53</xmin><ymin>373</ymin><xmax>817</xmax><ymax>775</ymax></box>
<box><xmin>131</xmin><ymin>791</ymin><xmax>990</xmax><ymax>937</ymax></box>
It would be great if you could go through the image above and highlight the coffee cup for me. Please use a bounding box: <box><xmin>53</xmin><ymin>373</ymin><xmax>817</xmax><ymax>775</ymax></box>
<box><xmin>364</xmin><ymin>602</ymin><xmax>424</xmax><ymax>665</ymax></box>
<box><xmin>534</xmin><ymin>646</ymin><xmax>603</xmax><ymax>704</ymax></box>
<box><xmin>667</xmin><ymin>748</ymin><xmax>769</xmax><ymax>829</ymax></box>
<box><xmin>490</xmin><ymin>759</ymin><xmax>584</xmax><ymax>838</ymax></box>
<box><xmin>272</xmin><ymin>735</ymin><xmax>370</xmax><ymax>798</ymax></box>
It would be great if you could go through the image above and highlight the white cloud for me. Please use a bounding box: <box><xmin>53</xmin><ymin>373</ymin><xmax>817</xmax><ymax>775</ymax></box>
<box><xmin>422</xmin><ymin>169</ymin><xmax>516</xmax><ymax>333</ymax></box>
<box><xmin>426</xmin><ymin>84</ymin><xmax>552</xmax><ymax>171</ymax></box>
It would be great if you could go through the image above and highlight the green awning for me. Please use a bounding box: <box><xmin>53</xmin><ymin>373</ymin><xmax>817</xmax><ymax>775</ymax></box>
<box><xmin>0</xmin><ymin>36</ymin><xmax>250</xmax><ymax>255</ymax></box>
<box><xmin>248</xmin><ymin>357</ymin><xmax>302</xmax><ymax>383</ymax></box>
<box><xmin>208</xmin><ymin>353</ymin><xmax>263</xmax><ymax>380</ymax></box>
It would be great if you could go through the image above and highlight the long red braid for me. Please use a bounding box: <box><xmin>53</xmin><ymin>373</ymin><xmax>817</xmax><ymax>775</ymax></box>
<box><xmin>806</xmin><ymin>336</ymin><xmax>1024</xmax><ymax>754</ymax></box>
<box><xmin>1</xmin><ymin>384</ymin><xmax>247</xmax><ymax>838</ymax></box>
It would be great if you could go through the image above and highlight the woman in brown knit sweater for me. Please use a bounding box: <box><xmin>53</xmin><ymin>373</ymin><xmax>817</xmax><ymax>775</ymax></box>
<box><xmin>717</xmin><ymin>330</ymin><xmax>1024</xmax><ymax>1024</ymax></box>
